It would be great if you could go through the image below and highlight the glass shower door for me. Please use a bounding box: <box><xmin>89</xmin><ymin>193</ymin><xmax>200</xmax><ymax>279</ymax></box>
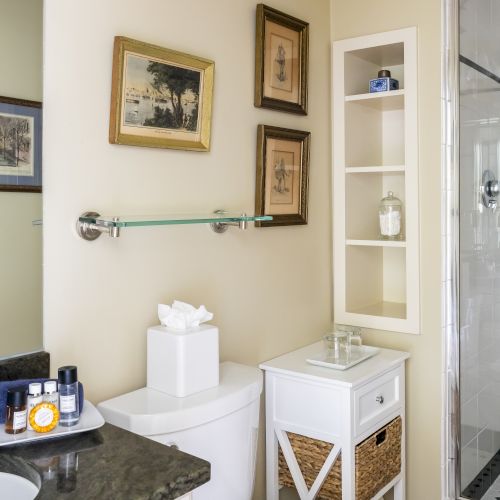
<box><xmin>460</xmin><ymin>1</ymin><xmax>500</xmax><ymax>497</ymax></box>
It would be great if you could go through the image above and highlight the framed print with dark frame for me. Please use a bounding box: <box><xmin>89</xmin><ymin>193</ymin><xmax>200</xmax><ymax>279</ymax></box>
<box><xmin>254</xmin><ymin>4</ymin><xmax>309</xmax><ymax>115</ymax></box>
<box><xmin>109</xmin><ymin>37</ymin><xmax>214</xmax><ymax>151</ymax></box>
<box><xmin>0</xmin><ymin>96</ymin><xmax>42</xmax><ymax>193</ymax></box>
<box><xmin>255</xmin><ymin>125</ymin><xmax>310</xmax><ymax>226</ymax></box>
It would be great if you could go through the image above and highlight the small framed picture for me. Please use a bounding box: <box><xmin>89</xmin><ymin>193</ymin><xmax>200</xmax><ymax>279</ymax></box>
<box><xmin>254</xmin><ymin>4</ymin><xmax>309</xmax><ymax>115</ymax></box>
<box><xmin>109</xmin><ymin>36</ymin><xmax>214</xmax><ymax>152</ymax></box>
<box><xmin>0</xmin><ymin>96</ymin><xmax>42</xmax><ymax>193</ymax></box>
<box><xmin>255</xmin><ymin>125</ymin><xmax>310</xmax><ymax>226</ymax></box>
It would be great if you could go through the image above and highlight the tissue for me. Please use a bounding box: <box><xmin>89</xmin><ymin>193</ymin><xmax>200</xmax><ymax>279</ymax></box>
<box><xmin>158</xmin><ymin>300</ymin><xmax>213</xmax><ymax>330</ymax></box>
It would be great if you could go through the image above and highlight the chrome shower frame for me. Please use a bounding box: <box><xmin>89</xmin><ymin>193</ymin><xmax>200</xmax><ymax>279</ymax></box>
<box><xmin>442</xmin><ymin>0</ymin><xmax>461</xmax><ymax>498</ymax></box>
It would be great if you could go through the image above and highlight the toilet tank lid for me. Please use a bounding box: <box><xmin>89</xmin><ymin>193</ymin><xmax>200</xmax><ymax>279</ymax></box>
<box><xmin>97</xmin><ymin>362</ymin><xmax>263</xmax><ymax>436</ymax></box>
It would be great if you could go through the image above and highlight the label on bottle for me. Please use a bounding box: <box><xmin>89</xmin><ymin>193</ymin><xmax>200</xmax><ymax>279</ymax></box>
<box><xmin>34</xmin><ymin>407</ymin><xmax>55</xmax><ymax>427</ymax></box>
<box><xmin>27</xmin><ymin>396</ymin><xmax>43</xmax><ymax>430</ymax></box>
<box><xmin>379</xmin><ymin>212</ymin><xmax>401</xmax><ymax>237</ymax></box>
<box><xmin>59</xmin><ymin>395</ymin><xmax>76</xmax><ymax>413</ymax></box>
<box><xmin>43</xmin><ymin>393</ymin><xmax>59</xmax><ymax>410</ymax></box>
<box><xmin>13</xmin><ymin>410</ymin><xmax>27</xmax><ymax>430</ymax></box>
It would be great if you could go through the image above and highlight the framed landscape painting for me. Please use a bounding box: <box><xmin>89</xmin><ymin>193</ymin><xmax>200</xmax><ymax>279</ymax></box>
<box><xmin>109</xmin><ymin>37</ymin><xmax>214</xmax><ymax>151</ymax></box>
<box><xmin>255</xmin><ymin>125</ymin><xmax>310</xmax><ymax>226</ymax></box>
<box><xmin>254</xmin><ymin>4</ymin><xmax>309</xmax><ymax>115</ymax></box>
<box><xmin>0</xmin><ymin>96</ymin><xmax>42</xmax><ymax>193</ymax></box>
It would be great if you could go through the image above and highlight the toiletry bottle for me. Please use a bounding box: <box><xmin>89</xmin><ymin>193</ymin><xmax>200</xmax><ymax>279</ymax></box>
<box><xmin>5</xmin><ymin>387</ymin><xmax>27</xmax><ymax>434</ymax></box>
<box><xmin>43</xmin><ymin>380</ymin><xmax>59</xmax><ymax>409</ymax></box>
<box><xmin>27</xmin><ymin>382</ymin><xmax>43</xmax><ymax>431</ymax></box>
<box><xmin>58</xmin><ymin>366</ymin><xmax>80</xmax><ymax>427</ymax></box>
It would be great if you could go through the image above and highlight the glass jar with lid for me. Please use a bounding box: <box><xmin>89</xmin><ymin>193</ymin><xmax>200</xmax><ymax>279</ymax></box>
<box><xmin>379</xmin><ymin>191</ymin><xmax>403</xmax><ymax>240</ymax></box>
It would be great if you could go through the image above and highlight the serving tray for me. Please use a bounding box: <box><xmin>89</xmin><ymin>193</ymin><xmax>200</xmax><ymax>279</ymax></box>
<box><xmin>0</xmin><ymin>400</ymin><xmax>104</xmax><ymax>447</ymax></box>
<box><xmin>306</xmin><ymin>345</ymin><xmax>380</xmax><ymax>371</ymax></box>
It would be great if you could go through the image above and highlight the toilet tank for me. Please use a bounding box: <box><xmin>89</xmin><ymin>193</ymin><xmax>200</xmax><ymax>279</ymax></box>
<box><xmin>97</xmin><ymin>362</ymin><xmax>263</xmax><ymax>500</ymax></box>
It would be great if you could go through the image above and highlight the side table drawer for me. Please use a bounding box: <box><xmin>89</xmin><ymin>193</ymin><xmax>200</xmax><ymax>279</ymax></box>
<box><xmin>354</xmin><ymin>367</ymin><xmax>402</xmax><ymax>436</ymax></box>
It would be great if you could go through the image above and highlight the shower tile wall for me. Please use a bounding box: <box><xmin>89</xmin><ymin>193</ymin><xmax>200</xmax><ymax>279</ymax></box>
<box><xmin>460</xmin><ymin>0</ymin><xmax>500</xmax><ymax>491</ymax></box>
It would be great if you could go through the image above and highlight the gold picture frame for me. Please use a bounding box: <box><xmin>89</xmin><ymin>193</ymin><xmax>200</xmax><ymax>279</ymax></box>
<box><xmin>255</xmin><ymin>125</ymin><xmax>310</xmax><ymax>226</ymax></box>
<box><xmin>254</xmin><ymin>4</ymin><xmax>309</xmax><ymax>115</ymax></box>
<box><xmin>109</xmin><ymin>36</ymin><xmax>214</xmax><ymax>151</ymax></box>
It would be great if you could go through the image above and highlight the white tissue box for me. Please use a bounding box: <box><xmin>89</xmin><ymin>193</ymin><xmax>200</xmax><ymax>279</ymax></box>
<box><xmin>147</xmin><ymin>324</ymin><xmax>219</xmax><ymax>397</ymax></box>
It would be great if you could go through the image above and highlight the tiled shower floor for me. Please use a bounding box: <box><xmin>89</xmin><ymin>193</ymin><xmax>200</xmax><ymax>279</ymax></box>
<box><xmin>462</xmin><ymin>448</ymin><xmax>500</xmax><ymax>499</ymax></box>
<box><xmin>482</xmin><ymin>475</ymin><xmax>500</xmax><ymax>500</ymax></box>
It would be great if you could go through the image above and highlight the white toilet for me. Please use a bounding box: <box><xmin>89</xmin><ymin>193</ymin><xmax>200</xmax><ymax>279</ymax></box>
<box><xmin>97</xmin><ymin>362</ymin><xmax>262</xmax><ymax>500</ymax></box>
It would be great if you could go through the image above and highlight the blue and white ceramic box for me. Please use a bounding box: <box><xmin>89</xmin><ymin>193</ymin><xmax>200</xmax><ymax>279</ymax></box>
<box><xmin>369</xmin><ymin>77</ymin><xmax>399</xmax><ymax>93</ymax></box>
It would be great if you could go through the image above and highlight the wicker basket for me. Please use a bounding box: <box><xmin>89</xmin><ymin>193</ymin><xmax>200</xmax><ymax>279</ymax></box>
<box><xmin>278</xmin><ymin>433</ymin><xmax>342</xmax><ymax>498</ymax></box>
<box><xmin>355</xmin><ymin>416</ymin><xmax>402</xmax><ymax>499</ymax></box>
<box><xmin>278</xmin><ymin>416</ymin><xmax>401</xmax><ymax>499</ymax></box>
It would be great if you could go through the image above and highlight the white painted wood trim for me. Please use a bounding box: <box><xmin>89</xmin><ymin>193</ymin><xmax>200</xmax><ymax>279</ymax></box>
<box><xmin>332</xmin><ymin>36</ymin><xmax>347</xmax><ymax>327</ymax></box>
<box><xmin>402</xmin><ymin>26</ymin><xmax>420</xmax><ymax>334</ymax></box>
<box><xmin>333</xmin><ymin>26</ymin><xmax>420</xmax><ymax>335</ymax></box>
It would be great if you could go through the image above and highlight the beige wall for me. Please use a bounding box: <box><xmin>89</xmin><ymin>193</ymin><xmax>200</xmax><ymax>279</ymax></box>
<box><xmin>331</xmin><ymin>1</ymin><xmax>442</xmax><ymax>499</ymax></box>
<box><xmin>43</xmin><ymin>0</ymin><xmax>331</xmax><ymax>497</ymax></box>
<box><xmin>43</xmin><ymin>0</ymin><xmax>442</xmax><ymax>497</ymax></box>
<box><xmin>0</xmin><ymin>0</ymin><xmax>43</xmax><ymax>358</ymax></box>
<box><xmin>0</xmin><ymin>0</ymin><xmax>43</xmax><ymax>101</ymax></box>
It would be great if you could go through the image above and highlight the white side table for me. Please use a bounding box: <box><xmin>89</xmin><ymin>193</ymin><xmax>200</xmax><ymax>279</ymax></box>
<box><xmin>260</xmin><ymin>342</ymin><xmax>409</xmax><ymax>500</ymax></box>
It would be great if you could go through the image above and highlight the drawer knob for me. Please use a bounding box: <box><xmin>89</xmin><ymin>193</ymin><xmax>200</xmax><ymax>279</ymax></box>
<box><xmin>375</xmin><ymin>395</ymin><xmax>384</xmax><ymax>404</ymax></box>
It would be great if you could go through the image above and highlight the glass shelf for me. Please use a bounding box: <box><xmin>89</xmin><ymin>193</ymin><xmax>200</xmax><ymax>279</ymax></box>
<box><xmin>79</xmin><ymin>212</ymin><xmax>271</xmax><ymax>228</ymax></box>
<box><xmin>77</xmin><ymin>211</ymin><xmax>273</xmax><ymax>240</ymax></box>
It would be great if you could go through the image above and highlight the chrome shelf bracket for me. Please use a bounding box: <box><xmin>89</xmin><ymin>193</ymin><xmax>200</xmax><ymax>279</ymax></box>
<box><xmin>77</xmin><ymin>212</ymin><xmax>120</xmax><ymax>241</ymax></box>
<box><xmin>209</xmin><ymin>211</ymin><xmax>248</xmax><ymax>233</ymax></box>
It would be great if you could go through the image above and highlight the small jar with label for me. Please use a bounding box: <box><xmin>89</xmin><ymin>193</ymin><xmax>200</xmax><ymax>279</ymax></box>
<box><xmin>379</xmin><ymin>191</ymin><xmax>403</xmax><ymax>240</ymax></box>
<box><xmin>27</xmin><ymin>383</ymin><xmax>43</xmax><ymax>431</ymax></box>
<box><xmin>5</xmin><ymin>387</ymin><xmax>27</xmax><ymax>434</ymax></box>
<box><xmin>43</xmin><ymin>380</ymin><xmax>59</xmax><ymax>410</ymax></box>
<box><xmin>58</xmin><ymin>366</ymin><xmax>79</xmax><ymax>427</ymax></box>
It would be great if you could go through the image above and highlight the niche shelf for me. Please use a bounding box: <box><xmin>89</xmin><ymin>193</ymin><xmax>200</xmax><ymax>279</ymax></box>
<box><xmin>333</xmin><ymin>27</ymin><xmax>419</xmax><ymax>334</ymax></box>
<box><xmin>346</xmin><ymin>239</ymin><xmax>406</xmax><ymax>248</ymax></box>
<box><xmin>346</xmin><ymin>165</ymin><xmax>405</xmax><ymax>173</ymax></box>
<box><xmin>345</xmin><ymin>89</ymin><xmax>405</xmax><ymax>102</ymax></box>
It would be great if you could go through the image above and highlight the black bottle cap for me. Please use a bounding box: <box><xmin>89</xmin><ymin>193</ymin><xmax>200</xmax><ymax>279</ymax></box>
<box><xmin>58</xmin><ymin>366</ymin><xmax>78</xmax><ymax>385</ymax></box>
<box><xmin>6</xmin><ymin>387</ymin><xmax>27</xmax><ymax>407</ymax></box>
<box><xmin>378</xmin><ymin>69</ymin><xmax>391</xmax><ymax>78</ymax></box>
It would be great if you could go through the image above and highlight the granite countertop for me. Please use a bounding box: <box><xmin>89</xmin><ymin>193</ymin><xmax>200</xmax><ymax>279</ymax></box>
<box><xmin>0</xmin><ymin>423</ymin><xmax>210</xmax><ymax>499</ymax></box>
